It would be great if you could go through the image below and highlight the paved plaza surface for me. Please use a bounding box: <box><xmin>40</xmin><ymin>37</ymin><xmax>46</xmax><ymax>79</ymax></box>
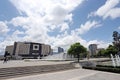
<box><xmin>0</xmin><ymin>58</ymin><xmax>118</xmax><ymax>80</ymax></box>
<box><xmin>0</xmin><ymin>60</ymin><xmax>73</xmax><ymax>68</ymax></box>
<box><xmin>7</xmin><ymin>69</ymin><xmax>120</xmax><ymax>80</ymax></box>
<box><xmin>0</xmin><ymin>58</ymin><xmax>109</xmax><ymax>68</ymax></box>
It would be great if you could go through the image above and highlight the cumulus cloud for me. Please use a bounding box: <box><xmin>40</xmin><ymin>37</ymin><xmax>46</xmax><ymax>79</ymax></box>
<box><xmin>49</xmin><ymin>20</ymin><xmax>103</xmax><ymax>50</ymax></box>
<box><xmin>0</xmin><ymin>0</ymin><xmax>110</xmax><ymax>55</ymax></box>
<box><xmin>8</xmin><ymin>0</ymin><xmax>84</xmax><ymax>40</ymax></box>
<box><xmin>0</xmin><ymin>0</ymin><xmax>85</xmax><ymax>54</ymax></box>
<box><xmin>9</xmin><ymin>0</ymin><xmax>84</xmax><ymax>36</ymax></box>
<box><xmin>0</xmin><ymin>40</ymin><xmax>14</xmax><ymax>55</ymax></box>
<box><xmin>0</xmin><ymin>30</ymin><xmax>24</xmax><ymax>55</ymax></box>
<box><xmin>104</xmin><ymin>8</ymin><xmax>120</xmax><ymax>19</ymax></box>
<box><xmin>87</xmin><ymin>40</ymin><xmax>110</xmax><ymax>49</ymax></box>
<box><xmin>50</xmin><ymin>32</ymin><xmax>87</xmax><ymax>52</ymax></box>
<box><xmin>72</xmin><ymin>20</ymin><xmax>101</xmax><ymax>35</ymax></box>
<box><xmin>10</xmin><ymin>0</ymin><xmax>83</xmax><ymax>24</ymax></box>
<box><xmin>88</xmin><ymin>0</ymin><xmax>120</xmax><ymax>19</ymax></box>
<box><xmin>0</xmin><ymin>21</ymin><xmax>9</xmax><ymax>36</ymax></box>
<box><xmin>60</xmin><ymin>23</ymin><xmax>69</xmax><ymax>32</ymax></box>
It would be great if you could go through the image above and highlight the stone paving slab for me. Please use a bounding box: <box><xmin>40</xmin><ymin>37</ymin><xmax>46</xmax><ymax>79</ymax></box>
<box><xmin>7</xmin><ymin>69</ymin><xmax>120</xmax><ymax>80</ymax></box>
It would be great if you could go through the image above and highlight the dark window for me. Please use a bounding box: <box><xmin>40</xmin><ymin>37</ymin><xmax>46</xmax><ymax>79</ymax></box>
<box><xmin>35</xmin><ymin>46</ymin><xmax>38</xmax><ymax>49</ymax></box>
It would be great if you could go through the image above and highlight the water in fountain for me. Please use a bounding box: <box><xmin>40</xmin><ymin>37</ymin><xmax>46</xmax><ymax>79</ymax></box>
<box><xmin>42</xmin><ymin>53</ymin><xmax>73</xmax><ymax>60</ymax></box>
<box><xmin>115</xmin><ymin>55</ymin><xmax>120</xmax><ymax>66</ymax></box>
<box><xmin>110</xmin><ymin>54</ymin><xmax>120</xmax><ymax>67</ymax></box>
<box><xmin>118</xmin><ymin>55</ymin><xmax>120</xmax><ymax>63</ymax></box>
<box><xmin>110</xmin><ymin>54</ymin><xmax>116</xmax><ymax>67</ymax></box>
<box><xmin>118</xmin><ymin>55</ymin><xmax>120</xmax><ymax>65</ymax></box>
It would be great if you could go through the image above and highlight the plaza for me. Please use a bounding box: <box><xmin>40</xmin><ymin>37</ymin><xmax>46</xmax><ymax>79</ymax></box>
<box><xmin>0</xmin><ymin>58</ymin><xmax>119</xmax><ymax>80</ymax></box>
<box><xmin>7</xmin><ymin>69</ymin><xmax>120</xmax><ymax>80</ymax></box>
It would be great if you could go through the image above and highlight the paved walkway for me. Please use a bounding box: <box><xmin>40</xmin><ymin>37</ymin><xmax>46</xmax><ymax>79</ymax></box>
<box><xmin>0</xmin><ymin>58</ymin><xmax>109</xmax><ymax>68</ymax></box>
<box><xmin>0</xmin><ymin>58</ymin><xmax>118</xmax><ymax>80</ymax></box>
<box><xmin>7</xmin><ymin>69</ymin><xmax>120</xmax><ymax>80</ymax></box>
<box><xmin>0</xmin><ymin>60</ymin><xmax>73</xmax><ymax>68</ymax></box>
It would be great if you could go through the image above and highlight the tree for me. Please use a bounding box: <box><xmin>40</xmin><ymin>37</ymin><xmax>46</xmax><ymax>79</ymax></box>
<box><xmin>97</xmin><ymin>49</ymin><xmax>106</xmax><ymax>57</ymax></box>
<box><xmin>97</xmin><ymin>45</ymin><xmax>118</xmax><ymax>57</ymax></box>
<box><xmin>113</xmin><ymin>31</ymin><xmax>120</xmax><ymax>51</ymax></box>
<box><xmin>105</xmin><ymin>45</ymin><xmax>118</xmax><ymax>56</ymax></box>
<box><xmin>67</xmin><ymin>42</ymin><xmax>87</xmax><ymax>62</ymax></box>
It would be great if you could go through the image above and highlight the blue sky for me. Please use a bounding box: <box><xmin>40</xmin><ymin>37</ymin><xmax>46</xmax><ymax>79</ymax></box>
<box><xmin>0</xmin><ymin>0</ymin><xmax>120</xmax><ymax>55</ymax></box>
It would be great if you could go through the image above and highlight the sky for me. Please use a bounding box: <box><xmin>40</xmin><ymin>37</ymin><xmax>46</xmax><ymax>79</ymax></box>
<box><xmin>0</xmin><ymin>0</ymin><xmax>120</xmax><ymax>55</ymax></box>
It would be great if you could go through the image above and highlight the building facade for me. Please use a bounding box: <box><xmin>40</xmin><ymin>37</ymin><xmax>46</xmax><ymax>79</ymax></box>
<box><xmin>5</xmin><ymin>45</ymin><xmax>14</xmax><ymax>55</ymax></box>
<box><xmin>89</xmin><ymin>44</ymin><xmax>97</xmax><ymax>57</ymax></box>
<box><xmin>41</xmin><ymin>44</ymin><xmax>51</xmax><ymax>57</ymax></box>
<box><xmin>58</xmin><ymin>47</ymin><xmax>64</xmax><ymax>53</ymax></box>
<box><xmin>5</xmin><ymin>42</ymin><xmax>51</xmax><ymax>59</ymax></box>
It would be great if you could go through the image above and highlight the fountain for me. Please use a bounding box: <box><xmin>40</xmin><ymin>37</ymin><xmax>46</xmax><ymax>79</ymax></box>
<box><xmin>110</xmin><ymin>54</ymin><xmax>120</xmax><ymax>67</ymax></box>
<box><xmin>42</xmin><ymin>52</ymin><xmax>73</xmax><ymax>60</ymax></box>
<box><xmin>115</xmin><ymin>54</ymin><xmax>120</xmax><ymax>66</ymax></box>
<box><xmin>110</xmin><ymin>54</ymin><xmax>116</xmax><ymax>67</ymax></box>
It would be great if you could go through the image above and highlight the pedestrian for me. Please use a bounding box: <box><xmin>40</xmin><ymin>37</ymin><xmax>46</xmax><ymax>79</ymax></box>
<box><xmin>3</xmin><ymin>51</ymin><xmax>8</xmax><ymax>63</ymax></box>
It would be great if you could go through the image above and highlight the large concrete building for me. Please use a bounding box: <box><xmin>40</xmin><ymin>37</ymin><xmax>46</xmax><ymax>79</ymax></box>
<box><xmin>58</xmin><ymin>47</ymin><xmax>64</xmax><ymax>53</ymax></box>
<box><xmin>5</xmin><ymin>42</ymin><xmax>51</xmax><ymax>59</ymax></box>
<box><xmin>5</xmin><ymin>45</ymin><xmax>14</xmax><ymax>56</ymax></box>
<box><xmin>89</xmin><ymin>44</ymin><xmax>97</xmax><ymax>57</ymax></box>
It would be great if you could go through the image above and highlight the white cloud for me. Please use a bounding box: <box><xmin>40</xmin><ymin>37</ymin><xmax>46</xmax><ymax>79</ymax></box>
<box><xmin>0</xmin><ymin>21</ymin><xmax>9</xmax><ymax>36</ymax></box>
<box><xmin>48</xmin><ymin>20</ymin><xmax>105</xmax><ymax>50</ymax></box>
<box><xmin>60</xmin><ymin>23</ymin><xmax>69</xmax><ymax>32</ymax></box>
<box><xmin>10</xmin><ymin>0</ymin><xmax>83</xmax><ymax>16</ymax></box>
<box><xmin>0</xmin><ymin>0</ymin><xmax>110</xmax><ymax>55</ymax></box>
<box><xmin>10</xmin><ymin>0</ymin><xmax>83</xmax><ymax>24</ymax></box>
<box><xmin>95</xmin><ymin>0</ymin><xmax>119</xmax><ymax>17</ymax></box>
<box><xmin>73</xmin><ymin>20</ymin><xmax>101</xmax><ymax>35</ymax></box>
<box><xmin>0</xmin><ymin>40</ymin><xmax>14</xmax><ymax>55</ymax></box>
<box><xmin>87</xmin><ymin>40</ymin><xmax>110</xmax><ymax>49</ymax></box>
<box><xmin>0</xmin><ymin>30</ymin><xmax>24</xmax><ymax>55</ymax></box>
<box><xmin>50</xmin><ymin>32</ymin><xmax>110</xmax><ymax>52</ymax></box>
<box><xmin>9</xmin><ymin>16</ymin><xmax>29</xmax><ymax>27</ymax></box>
<box><xmin>89</xmin><ymin>0</ymin><xmax>120</xmax><ymax>19</ymax></box>
<box><xmin>8</xmin><ymin>0</ymin><xmax>84</xmax><ymax>44</ymax></box>
<box><xmin>51</xmin><ymin>32</ymin><xmax>87</xmax><ymax>52</ymax></box>
<box><xmin>104</xmin><ymin>8</ymin><xmax>120</xmax><ymax>19</ymax></box>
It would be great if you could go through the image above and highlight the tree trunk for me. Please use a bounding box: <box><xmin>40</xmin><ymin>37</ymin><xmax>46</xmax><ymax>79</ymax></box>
<box><xmin>77</xmin><ymin>54</ymin><xmax>80</xmax><ymax>63</ymax></box>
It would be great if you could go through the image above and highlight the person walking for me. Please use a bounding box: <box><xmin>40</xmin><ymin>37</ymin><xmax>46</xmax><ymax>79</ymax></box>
<box><xmin>3</xmin><ymin>51</ymin><xmax>8</xmax><ymax>63</ymax></box>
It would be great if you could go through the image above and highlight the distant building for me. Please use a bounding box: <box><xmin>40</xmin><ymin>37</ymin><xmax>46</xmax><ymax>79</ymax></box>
<box><xmin>5</xmin><ymin>42</ymin><xmax>51</xmax><ymax>59</ymax></box>
<box><xmin>41</xmin><ymin>44</ymin><xmax>51</xmax><ymax>57</ymax></box>
<box><xmin>5</xmin><ymin>45</ymin><xmax>14</xmax><ymax>55</ymax></box>
<box><xmin>58</xmin><ymin>47</ymin><xmax>64</xmax><ymax>53</ymax></box>
<box><xmin>89</xmin><ymin>44</ymin><xmax>97</xmax><ymax>57</ymax></box>
<box><xmin>96</xmin><ymin>48</ymin><xmax>105</xmax><ymax>53</ymax></box>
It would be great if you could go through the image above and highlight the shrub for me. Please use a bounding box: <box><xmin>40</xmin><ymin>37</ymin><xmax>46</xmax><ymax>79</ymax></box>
<box><xmin>82</xmin><ymin>66</ymin><xmax>120</xmax><ymax>73</ymax></box>
<box><xmin>96</xmin><ymin>65</ymin><xmax>120</xmax><ymax>68</ymax></box>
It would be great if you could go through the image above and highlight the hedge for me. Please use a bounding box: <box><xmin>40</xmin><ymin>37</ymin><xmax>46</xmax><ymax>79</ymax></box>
<box><xmin>82</xmin><ymin>66</ymin><xmax>120</xmax><ymax>73</ymax></box>
<box><xmin>96</xmin><ymin>65</ymin><xmax>120</xmax><ymax>68</ymax></box>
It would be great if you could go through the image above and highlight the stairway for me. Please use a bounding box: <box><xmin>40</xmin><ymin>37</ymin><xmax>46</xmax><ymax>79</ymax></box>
<box><xmin>0</xmin><ymin>63</ymin><xmax>76</xmax><ymax>79</ymax></box>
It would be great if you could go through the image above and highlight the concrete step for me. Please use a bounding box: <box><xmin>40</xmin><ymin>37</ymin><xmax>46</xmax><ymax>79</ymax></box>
<box><xmin>0</xmin><ymin>63</ymin><xmax>76</xmax><ymax>79</ymax></box>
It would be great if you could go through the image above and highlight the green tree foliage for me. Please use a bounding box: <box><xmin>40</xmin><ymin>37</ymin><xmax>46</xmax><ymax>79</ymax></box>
<box><xmin>97</xmin><ymin>45</ymin><xmax>118</xmax><ymax>57</ymax></box>
<box><xmin>105</xmin><ymin>45</ymin><xmax>118</xmax><ymax>56</ymax></box>
<box><xmin>67</xmin><ymin>42</ymin><xmax>87</xmax><ymax>62</ymax></box>
<box><xmin>97</xmin><ymin>49</ymin><xmax>106</xmax><ymax>57</ymax></box>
